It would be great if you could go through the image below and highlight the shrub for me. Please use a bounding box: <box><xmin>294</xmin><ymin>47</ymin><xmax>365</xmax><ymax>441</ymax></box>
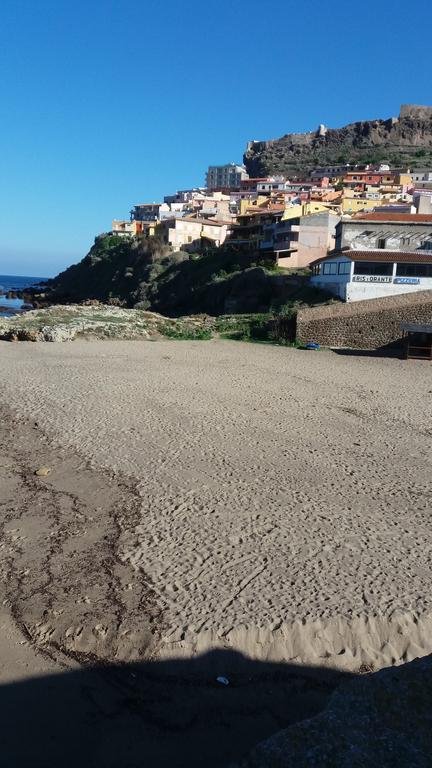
<box><xmin>161</xmin><ymin>326</ymin><xmax>212</xmax><ymax>341</ymax></box>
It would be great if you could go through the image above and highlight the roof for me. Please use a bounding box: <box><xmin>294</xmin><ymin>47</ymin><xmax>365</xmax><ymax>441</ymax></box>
<box><xmin>170</xmin><ymin>215</ymin><xmax>233</xmax><ymax>227</ymax></box>
<box><xmin>348</xmin><ymin>250</ymin><xmax>432</xmax><ymax>263</ymax></box>
<box><xmin>312</xmin><ymin>249</ymin><xmax>432</xmax><ymax>266</ymax></box>
<box><xmin>243</xmin><ymin>206</ymin><xmax>285</xmax><ymax>216</ymax></box>
<box><xmin>202</xmin><ymin>219</ymin><xmax>236</xmax><ymax>227</ymax></box>
<box><xmin>351</xmin><ymin>213</ymin><xmax>432</xmax><ymax>223</ymax></box>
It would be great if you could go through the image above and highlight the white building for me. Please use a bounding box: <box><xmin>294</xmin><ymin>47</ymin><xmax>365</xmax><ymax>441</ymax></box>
<box><xmin>206</xmin><ymin>164</ymin><xmax>249</xmax><ymax>190</ymax></box>
<box><xmin>311</xmin><ymin>212</ymin><xmax>432</xmax><ymax>302</ymax></box>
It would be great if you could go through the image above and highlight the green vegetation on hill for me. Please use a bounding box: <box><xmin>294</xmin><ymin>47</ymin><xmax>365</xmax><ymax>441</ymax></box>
<box><xmin>42</xmin><ymin>233</ymin><xmax>334</xmax><ymax>318</ymax></box>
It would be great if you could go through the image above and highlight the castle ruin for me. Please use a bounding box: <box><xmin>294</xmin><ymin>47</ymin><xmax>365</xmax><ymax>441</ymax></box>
<box><xmin>400</xmin><ymin>104</ymin><xmax>432</xmax><ymax>120</ymax></box>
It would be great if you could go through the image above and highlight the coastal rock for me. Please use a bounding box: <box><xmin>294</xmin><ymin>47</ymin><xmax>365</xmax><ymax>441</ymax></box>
<box><xmin>234</xmin><ymin>655</ymin><xmax>432</xmax><ymax>768</ymax></box>
<box><xmin>0</xmin><ymin>304</ymin><xmax>216</xmax><ymax>342</ymax></box>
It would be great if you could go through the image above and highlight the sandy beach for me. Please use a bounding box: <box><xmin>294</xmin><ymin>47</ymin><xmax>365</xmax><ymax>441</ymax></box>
<box><xmin>1</xmin><ymin>337</ymin><xmax>431</xmax><ymax>678</ymax></box>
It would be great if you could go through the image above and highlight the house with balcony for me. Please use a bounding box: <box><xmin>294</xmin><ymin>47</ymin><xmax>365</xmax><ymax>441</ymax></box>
<box><xmin>272</xmin><ymin>210</ymin><xmax>339</xmax><ymax>269</ymax></box>
<box><xmin>310</xmin><ymin>212</ymin><xmax>432</xmax><ymax>301</ymax></box>
<box><xmin>131</xmin><ymin>203</ymin><xmax>169</xmax><ymax>221</ymax></box>
<box><xmin>158</xmin><ymin>216</ymin><xmax>234</xmax><ymax>252</ymax></box>
<box><xmin>228</xmin><ymin>206</ymin><xmax>285</xmax><ymax>252</ymax></box>
<box><xmin>111</xmin><ymin>220</ymin><xmax>157</xmax><ymax>237</ymax></box>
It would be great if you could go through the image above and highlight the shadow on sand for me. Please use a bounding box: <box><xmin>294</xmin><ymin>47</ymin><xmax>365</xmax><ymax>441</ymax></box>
<box><xmin>331</xmin><ymin>341</ymin><xmax>403</xmax><ymax>359</ymax></box>
<box><xmin>0</xmin><ymin>649</ymin><xmax>353</xmax><ymax>768</ymax></box>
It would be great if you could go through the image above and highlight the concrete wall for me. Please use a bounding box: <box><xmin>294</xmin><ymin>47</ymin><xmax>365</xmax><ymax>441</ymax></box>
<box><xmin>297</xmin><ymin>290</ymin><xmax>432</xmax><ymax>350</ymax></box>
<box><xmin>346</xmin><ymin>278</ymin><xmax>432</xmax><ymax>302</ymax></box>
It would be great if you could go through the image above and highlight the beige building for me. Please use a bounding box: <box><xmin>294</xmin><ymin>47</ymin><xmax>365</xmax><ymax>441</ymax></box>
<box><xmin>276</xmin><ymin>211</ymin><xmax>340</xmax><ymax>269</ymax></box>
<box><xmin>188</xmin><ymin>191</ymin><xmax>232</xmax><ymax>220</ymax></box>
<box><xmin>111</xmin><ymin>220</ymin><xmax>157</xmax><ymax>237</ymax></box>
<box><xmin>158</xmin><ymin>216</ymin><xmax>232</xmax><ymax>251</ymax></box>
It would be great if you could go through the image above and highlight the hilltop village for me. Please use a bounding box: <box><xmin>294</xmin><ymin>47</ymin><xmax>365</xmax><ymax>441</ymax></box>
<box><xmin>112</xmin><ymin>106</ymin><xmax>432</xmax><ymax>300</ymax></box>
<box><xmin>98</xmin><ymin>106</ymin><xmax>431</xmax><ymax>355</ymax></box>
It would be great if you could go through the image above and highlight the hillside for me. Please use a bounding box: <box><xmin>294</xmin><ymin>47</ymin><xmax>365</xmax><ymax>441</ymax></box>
<box><xmin>244</xmin><ymin>104</ymin><xmax>432</xmax><ymax>177</ymax></box>
<box><xmin>36</xmin><ymin>234</ymin><xmax>331</xmax><ymax>317</ymax></box>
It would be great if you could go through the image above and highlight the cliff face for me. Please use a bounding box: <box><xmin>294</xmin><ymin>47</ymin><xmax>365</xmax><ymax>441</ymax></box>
<box><xmin>244</xmin><ymin>106</ymin><xmax>432</xmax><ymax>176</ymax></box>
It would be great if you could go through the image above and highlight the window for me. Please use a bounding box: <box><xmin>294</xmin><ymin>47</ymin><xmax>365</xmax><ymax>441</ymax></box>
<box><xmin>377</xmin><ymin>238</ymin><xmax>387</xmax><ymax>249</ymax></box>
<box><xmin>396</xmin><ymin>263</ymin><xmax>432</xmax><ymax>277</ymax></box>
<box><xmin>338</xmin><ymin>261</ymin><xmax>351</xmax><ymax>275</ymax></box>
<box><xmin>354</xmin><ymin>261</ymin><xmax>393</xmax><ymax>276</ymax></box>
<box><xmin>323</xmin><ymin>262</ymin><xmax>338</xmax><ymax>275</ymax></box>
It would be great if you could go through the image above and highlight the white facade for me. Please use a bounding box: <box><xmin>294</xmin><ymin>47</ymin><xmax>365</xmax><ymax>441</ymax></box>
<box><xmin>311</xmin><ymin>254</ymin><xmax>432</xmax><ymax>302</ymax></box>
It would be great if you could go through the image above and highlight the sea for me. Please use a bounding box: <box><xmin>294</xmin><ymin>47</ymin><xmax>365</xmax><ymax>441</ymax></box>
<box><xmin>0</xmin><ymin>274</ymin><xmax>49</xmax><ymax>317</ymax></box>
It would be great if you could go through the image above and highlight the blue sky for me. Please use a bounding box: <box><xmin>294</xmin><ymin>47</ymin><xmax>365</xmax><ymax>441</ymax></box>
<box><xmin>1</xmin><ymin>0</ymin><xmax>431</xmax><ymax>277</ymax></box>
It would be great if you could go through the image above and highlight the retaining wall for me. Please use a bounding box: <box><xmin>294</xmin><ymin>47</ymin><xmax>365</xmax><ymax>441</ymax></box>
<box><xmin>297</xmin><ymin>290</ymin><xmax>432</xmax><ymax>350</ymax></box>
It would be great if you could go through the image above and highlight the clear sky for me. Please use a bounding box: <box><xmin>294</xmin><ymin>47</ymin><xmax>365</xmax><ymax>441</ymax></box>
<box><xmin>1</xmin><ymin>0</ymin><xmax>431</xmax><ymax>277</ymax></box>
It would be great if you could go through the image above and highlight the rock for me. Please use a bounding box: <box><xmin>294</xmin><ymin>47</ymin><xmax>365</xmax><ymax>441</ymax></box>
<box><xmin>235</xmin><ymin>655</ymin><xmax>432</xmax><ymax>767</ymax></box>
<box><xmin>244</xmin><ymin>105</ymin><xmax>432</xmax><ymax>176</ymax></box>
<box><xmin>35</xmin><ymin>467</ymin><xmax>51</xmax><ymax>477</ymax></box>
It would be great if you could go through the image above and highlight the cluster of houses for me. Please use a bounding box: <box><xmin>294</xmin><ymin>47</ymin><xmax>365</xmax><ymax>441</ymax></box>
<box><xmin>112</xmin><ymin>161</ymin><xmax>432</xmax><ymax>303</ymax></box>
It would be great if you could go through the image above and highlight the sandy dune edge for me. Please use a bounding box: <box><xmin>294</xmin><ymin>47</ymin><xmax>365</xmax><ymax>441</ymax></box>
<box><xmin>157</xmin><ymin>612</ymin><xmax>432</xmax><ymax>671</ymax></box>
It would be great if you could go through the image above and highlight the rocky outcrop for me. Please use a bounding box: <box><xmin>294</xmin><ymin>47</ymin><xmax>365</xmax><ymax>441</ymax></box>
<box><xmin>235</xmin><ymin>655</ymin><xmax>432</xmax><ymax>767</ymax></box>
<box><xmin>0</xmin><ymin>305</ymin><xmax>215</xmax><ymax>342</ymax></box>
<box><xmin>244</xmin><ymin>105</ymin><xmax>432</xmax><ymax>177</ymax></box>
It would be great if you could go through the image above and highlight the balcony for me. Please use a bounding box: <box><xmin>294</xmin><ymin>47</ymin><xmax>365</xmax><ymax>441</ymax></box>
<box><xmin>274</xmin><ymin>241</ymin><xmax>298</xmax><ymax>254</ymax></box>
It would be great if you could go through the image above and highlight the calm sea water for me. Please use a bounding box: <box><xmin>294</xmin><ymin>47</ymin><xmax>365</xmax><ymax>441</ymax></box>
<box><xmin>0</xmin><ymin>274</ymin><xmax>48</xmax><ymax>317</ymax></box>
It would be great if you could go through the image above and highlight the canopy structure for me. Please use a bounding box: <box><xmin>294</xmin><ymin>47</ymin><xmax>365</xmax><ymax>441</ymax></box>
<box><xmin>400</xmin><ymin>322</ymin><xmax>432</xmax><ymax>360</ymax></box>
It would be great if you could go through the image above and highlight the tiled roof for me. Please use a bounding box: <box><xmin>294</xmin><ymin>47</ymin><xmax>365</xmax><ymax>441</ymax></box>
<box><xmin>313</xmin><ymin>249</ymin><xmax>432</xmax><ymax>265</ymax></box>
<box><xmin>347</xmin><ymin>250</ymin><xmax>432</xmax><ymax>263</ymax></box>
<box><xmin>351</xmin><ymin>213</ymin><xmax>432</xmax><ymax>223</ymax></box>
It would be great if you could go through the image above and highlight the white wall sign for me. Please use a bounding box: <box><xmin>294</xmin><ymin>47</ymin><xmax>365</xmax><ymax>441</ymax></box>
<box><xmin>352</xmin><ymin>275</ymin><xmax>392</xmax><ymax>283</ymax></box>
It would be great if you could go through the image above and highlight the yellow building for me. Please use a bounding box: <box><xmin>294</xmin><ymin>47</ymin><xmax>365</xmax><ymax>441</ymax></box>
<box><xmin>281</xmin><ymin>202</ymin><xmax>331</xmax><ymax>221</ymax></box>
<box><xmin>238</xmin><ymin>196</ymin><xmax>268</xmax><ymax>215</ymax></box>
<box><xmin>341</xmin><ymin>197</ymin><xmax>382</xmax><ymax>214</ymax></box>
<box><xmin>396</xmin><ymin>173</ymin><xmax>413</xmax><ymax>187</ymax></box>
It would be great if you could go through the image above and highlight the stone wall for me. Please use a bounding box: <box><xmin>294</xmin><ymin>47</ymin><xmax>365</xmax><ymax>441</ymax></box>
<box><xmin>297</xmin><ymin>290</ymin><xmax>432</xmax><ymax>349</ymax></box>
<box><xmin>400</xmin><ymin>104</ymin><xmax>432</xmax><ymax>120</ymax></box>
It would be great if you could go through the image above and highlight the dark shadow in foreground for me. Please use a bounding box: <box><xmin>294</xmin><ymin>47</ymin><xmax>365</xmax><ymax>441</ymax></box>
<box><xmin>330</xmin><ymin>340</ymin><xmax>404</xmax><ymax>358</ymax></box>
<box><xmin>0</xmin><ymin>649</ymin><xmax>353</xmax><ymax>768</ymax></box>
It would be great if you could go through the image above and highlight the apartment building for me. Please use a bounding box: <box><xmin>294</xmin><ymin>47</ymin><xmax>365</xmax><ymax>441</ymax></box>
<box><xmin>206</xmin><ymin>163</ymin><xmax>249</xmax><ymax>190</ymax></box>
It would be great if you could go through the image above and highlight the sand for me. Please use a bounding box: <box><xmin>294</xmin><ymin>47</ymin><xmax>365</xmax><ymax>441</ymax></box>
<box><xmin>1</xmin><ymin>338</ymin><xmax>431</xmax><ymax>672</ymax></box>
